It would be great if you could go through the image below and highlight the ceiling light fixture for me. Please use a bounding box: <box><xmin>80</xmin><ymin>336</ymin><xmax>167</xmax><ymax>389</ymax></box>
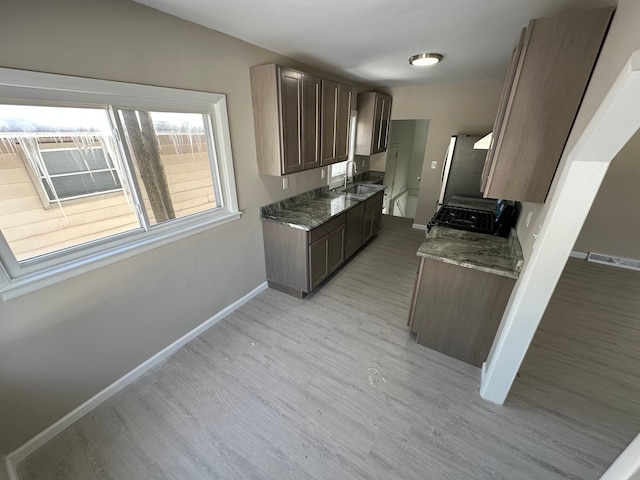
<box><xmin>409</xmin><ymin>53</ymin><xmax>443</xmax><ymax>67</ymax></box>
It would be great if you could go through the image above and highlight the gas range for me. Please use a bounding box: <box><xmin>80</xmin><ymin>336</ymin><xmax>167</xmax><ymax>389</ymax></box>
<box><xmin>427</xmin><ymin>203</ymin><xmax>517</xmax><ymax>238</ymax></box>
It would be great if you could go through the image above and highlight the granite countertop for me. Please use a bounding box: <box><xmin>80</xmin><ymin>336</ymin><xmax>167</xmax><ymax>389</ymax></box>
<box><xmin>353</xmin><ymin>170</ymin><xmax>385</xmax><ymax>184</ymax></box>
<box><xmin>260</xmin><ymin>182</ymin><xmax>385</xmax><ymax>231</ymax></box>
<box><xmin>417</xmin><ymin>226</ymin><xmax>524</xmax><ymax>279</ymax></box>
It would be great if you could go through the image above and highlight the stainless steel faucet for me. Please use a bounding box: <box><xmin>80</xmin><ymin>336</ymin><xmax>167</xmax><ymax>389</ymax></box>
<box><xmin>344</xmin><ymin>160</ymin><xmax>358</xmax><ymax>188</ymax></box>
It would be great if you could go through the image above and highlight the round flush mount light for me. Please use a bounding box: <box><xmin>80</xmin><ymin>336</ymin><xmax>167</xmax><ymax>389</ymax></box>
<box><xmin>409</xmin><ymin>53</ymin><xmax>443</xmax><ymax>67</ymax></box>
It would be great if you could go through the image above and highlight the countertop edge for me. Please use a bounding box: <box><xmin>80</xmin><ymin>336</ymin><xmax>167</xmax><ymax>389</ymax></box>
<box><xmin>418</xmin><ymin>253</ymin><xmax>520</xmax><ymax>279</ymax></box>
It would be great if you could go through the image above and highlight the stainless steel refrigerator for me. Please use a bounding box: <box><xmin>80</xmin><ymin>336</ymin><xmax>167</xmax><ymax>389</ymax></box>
<box><xmin>437</xmin><ymin>134</ymin><xmax>488</xmax><ymax>208</ymax></box>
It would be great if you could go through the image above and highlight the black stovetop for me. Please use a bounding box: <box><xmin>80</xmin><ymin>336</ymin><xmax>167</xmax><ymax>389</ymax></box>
<box><xmin>428</xmin><ymin>204</ymin><xmax>515</xmax><ymax>237</ymax></box>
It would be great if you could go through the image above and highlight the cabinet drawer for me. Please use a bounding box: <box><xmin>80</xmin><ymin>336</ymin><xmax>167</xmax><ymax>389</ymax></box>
<box><xmin>308</xmin><ymin>212</ymin><xmax>346</xmax><ymax>244</ymax></box>
<box><xmin>346</xmin><ymin>202</ymin><xmax>364</xmax><ymax>220</ymax></box>
<box><xmin>345</xmin><ymin>213</ymin><xmax>364</xmax><ymax>240</ymax></box>
<box><xmin>345</xmin><ymin>233</ymin><xmax>362</xmax><ymax>260</ymax></box>
<box><xmin>364</xmin><ymin>191</ymin><xmax>384</xmax><ymax>209</ymax></box>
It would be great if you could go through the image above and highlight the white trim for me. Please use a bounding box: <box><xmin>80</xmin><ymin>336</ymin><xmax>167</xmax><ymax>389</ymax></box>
<box><xmin>4</xmin><ymin>457</ymin><xmax>17</xmax><ymax>480</ymax></box>
<box><xmin>0</xmin><ymin>67</ymin><xmax>224</xmax><ymax>111</ymax></box>
<box><xmin>599</xmin><ymin>431</ymin><xmax>640</xmax><ymax>480</ymax></box>
<box><xmin>570</xmin><ymin>250</ymin><xmax>588</xmax><ymax>259</ymax></box>
<box><xmin>412</xmin><ymin>223</ymin><xmax>427</xmax><ymax>231</ymax></box>
<box><xmin>0</xmin><ymin>211</ymin><xmax>242</xmax><ymax>301</ymax></box>
<box><xmin>5</xmin><ymin>281</ymin><xmax>268</xmax><ymax>468</ymax></box>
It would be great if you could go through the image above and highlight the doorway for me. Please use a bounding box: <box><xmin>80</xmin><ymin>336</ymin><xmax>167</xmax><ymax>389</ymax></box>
<box><xmin>383</xmin><ymin>119</ymin><xmax>429</xmax><ymax>219</ymax></box>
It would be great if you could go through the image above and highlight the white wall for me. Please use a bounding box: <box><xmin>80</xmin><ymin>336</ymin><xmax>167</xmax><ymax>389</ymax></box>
<box><xmin>409</xmin><ymin>120</ymin><xmax>430</xmax><ymax>194</ymax></box>
<box><xmin>573</xmin><ymin>128</ymin><xmax>640</xmax><ymax>259</ymax></box>
<box><xmin>0</xmin><ymin>0</ymin><xmax>366</xmax><ymax>455</ymax></box>
<box><xmin>388</xmin><ymin>80</ymin><xmax>503</xmax><ymax>225</ymax></box>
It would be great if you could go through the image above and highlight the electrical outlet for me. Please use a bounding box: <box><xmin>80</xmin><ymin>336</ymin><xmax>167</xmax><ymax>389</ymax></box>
<box><xmin>321</xmin><ymin>169</ymin><xmax>325</xmax><ymax>179</ymax></box>
<box><xmin>532</xmin><ymin>224</ymin><xmax>542</xmax><ymax>249</ymax></box>
<box><xmin>526</xmin><ymin>210</ymin><xmax>533</xmax><ymax>228</ymax></box>
<box><xmin>361</xmin><ymin>159</ymin><xmax>365</xmax><ymax>168</ymax></box>
<box><xmin>431</xmin><ymin>161</ymin><xmax>437</xmax><ymax>169</ymax></box>
<box><xmin>282</xmin><ymin>177</ymin><xmax>289</xmax><ymax>190</ymax></box>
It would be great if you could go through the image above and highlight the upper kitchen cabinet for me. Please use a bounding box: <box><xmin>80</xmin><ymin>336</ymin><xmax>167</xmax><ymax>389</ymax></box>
<box><xmin>250</xmin><ymin>64</ymin><xmax>321</xmax><ymax>175</ymax></box>
<box><xmin>482</xmin><ymin>7</ymin><xmax>614</xmax><ymax>203</ymax></box>
<box><xmin>355</xmin><ymin>92</ymin><xmax>392</xmax><ymax>155</ymax></box>
<box><xmin>320</xmin><ymin>80</ymin><xmax>353</xmax><ymax>166</ymax></box>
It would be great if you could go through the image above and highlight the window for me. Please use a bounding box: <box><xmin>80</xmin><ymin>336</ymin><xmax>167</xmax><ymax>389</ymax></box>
<box><xmin>329</xmin><ymin>110</ymin><xmax>358</xmax><ymax>189</ymax></box>
<box><xmin>38</xmin><ymin>146</ymin><xmax>122</xmax><ymax>202</ymax></box>
<box><xmin>0</xmin><ymin>68</ymin><xmax>239</xmax><ymax>299</ymax></box>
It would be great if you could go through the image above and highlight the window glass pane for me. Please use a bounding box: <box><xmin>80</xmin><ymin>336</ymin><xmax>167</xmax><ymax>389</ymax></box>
<box><xmin>41</xmin><ymin>148</ymin><xmax>111</xmax><ymax>174</ymax></box>
<box><xmin>118</xmin><ymin>110</ymin><xmax>219</xmax><ymax>226</ymax></box>
<box><xmin>0</xmin><ymin>104</ymin><xmax>139</xmax><ymax>262</ymax></box>
<box><xmin>44</xmin><ymin>171</ymin><xmax>122</xmax><ymax>200</ymax></box>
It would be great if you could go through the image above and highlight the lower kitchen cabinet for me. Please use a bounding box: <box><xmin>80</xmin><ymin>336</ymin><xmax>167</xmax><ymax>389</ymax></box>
<box><xmin>408</xmin><ymin>257</ymin><xmax>515</xmax><ymax>367</ymax></box>
<box><xmin>262</xmin><ymin>192</ymin><xmax>385</xmax><ymax>298</ymax></box>
<box><xmin>344</xmin><ymin>203</ymin><xmax>364</xmax><ymax>260</ymax></box>
<box><xmin>363</xmin><ymin>191</ymin><xmax>383</xmax><ymax>243</ymax></box>
<box><xmin>309</xmin><ymin>224</ymin><xmax>345</xmax><ymax>290</ymax></box>
<box><xmin>262</xmin><ymin>212</ymin><xmax>346</xmax><ymax>298</ymax></box>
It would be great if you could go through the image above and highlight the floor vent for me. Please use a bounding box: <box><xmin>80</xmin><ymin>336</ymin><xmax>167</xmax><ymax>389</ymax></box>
<box><xmin>587</xmin><ymin>252</ymin><xmax>640</xmax><ymax>272</ymax></box>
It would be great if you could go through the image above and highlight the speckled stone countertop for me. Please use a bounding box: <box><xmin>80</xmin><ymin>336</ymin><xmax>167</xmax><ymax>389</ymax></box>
<box><xmin>260</xmin><ymin>184</ymin><xmax>385</xmax><ymax>231</ymax></box>
<box><xmin>353</xmin><ymin>170</ymin><xmax>385</xmax><ymax>184</ymax></box>
<box><xmin>417</xmin><ymin>226</ymin><xmax>524</xmax><ymax>279</ymax></box>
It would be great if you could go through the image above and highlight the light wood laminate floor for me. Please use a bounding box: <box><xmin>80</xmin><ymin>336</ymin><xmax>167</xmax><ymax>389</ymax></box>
<box><xmin>17</xmin><ymin>216</ymin><xmax>640</xmax><ymax>479</ymax></box>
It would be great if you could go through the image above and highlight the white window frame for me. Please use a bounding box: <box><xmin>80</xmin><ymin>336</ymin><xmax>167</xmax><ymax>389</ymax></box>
<box><xmin>0</xmin><ymin>68</ymin><xmax>240</xmax><ymax>300</ymax></box>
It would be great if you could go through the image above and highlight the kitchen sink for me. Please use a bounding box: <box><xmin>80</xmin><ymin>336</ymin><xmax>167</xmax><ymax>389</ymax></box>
<box><xmin>342</xmin><ymin>184</ymin><xmax>380</xmax><ymax>195</ymax></box>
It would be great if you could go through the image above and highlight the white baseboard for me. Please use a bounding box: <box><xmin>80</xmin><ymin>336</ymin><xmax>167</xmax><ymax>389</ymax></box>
<box><xmin>412</xmin><ymin>223</ymin><xmax>427</xmax><ymax>231</ymax></box>
<box><xmin>4</xmin><ymin>457</ymin><xmax>17</xmax><ymax>480</ymax></box>
<box><xmin>570</xmin><ymin>250</ymin><xmax>588</xmax><ymax>259</ymax></box>
<box><xmin>5</xmin><ymin>281</ymin><xmax>268</xmax><ymax>471</ymax></box>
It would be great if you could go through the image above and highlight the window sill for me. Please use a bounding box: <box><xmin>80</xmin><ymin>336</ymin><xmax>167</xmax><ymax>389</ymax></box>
<box><xmin>0</xmin><ymin>210</ymin><xmax>242</xmax><ymax>301</ymax></box>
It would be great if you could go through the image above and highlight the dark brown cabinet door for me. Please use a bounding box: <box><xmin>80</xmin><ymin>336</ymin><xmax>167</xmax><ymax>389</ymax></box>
<box><xmin>372</xmin><ymin>96</ymin><xmax>384</xmax><ymax>154</ymax></box>
<box><xmin>309</xmin><ymin>225</ymin><xmax>345</xmax><ymax>290</ymax></box>
<box><xmin>363</xmin><ymin>191</ymin><xmax>383</xmax><ymax>243</ymax></box>
<box><xmin>302</xmin><ymin>74</ymin><xmax>321</xmax><ymax>170</ymax></box>
<box><xmin>321</xmin><ymin>81</ymin><xmax>352</xmax><ymax>166</ymax></box>
<box><xmin>327</xmin><ymin>226</ymin><xmax>345</xmax><ymax>273</ymax></box>
<box><xmin>280</xmin><ymin>69</ymin><xmax>304</xmax><ymax>174</ymax></box>
<box><xmin>378</xmin><ymin>95</ymin><xmax>391</xmax><ymax>153</ymax></box>
<box><xmin>320</xmin><ymin>79</ymin><xmax>338</xmax><ymax>166</ymax></box>
<box><xmin>482</xmin><ymin>7</ymin><xmax>613</xmax><ymax>202</ymax></box>
<box><xmin>335</xmin><ymin>84</ymin><xmax>352</xmax><ymax>160</ymax></box>
<box><xmin>410</xmin><ymin>257</ymin><xmax>515</xmax><ymax>367</ymax></box>
<box><xmin>355</xmin><ymin>92</ymin><xmax>393</xmax><ymax>156</ymax></box>
<box><xmin>362</xmin><ymin>205</ymin><xmax>375</xmax><ymax>243</ymax></box>
<box><xmin>344</xmin><ymin>212</ymin><xmax>364</xmax><ymax>259</ymax></box>
<box><xmin>371</xmin><ymin>200</ymin><xmax>383</xmax><ymax>234</ymax></box>
<box><xmin>309</xmin><ymin>235</ymin><xmax>328</xmax><ymax>290</ymax></box>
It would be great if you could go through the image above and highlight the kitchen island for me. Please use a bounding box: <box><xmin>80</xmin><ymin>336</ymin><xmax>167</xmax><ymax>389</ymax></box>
<box><xmin>408</xmin><ymin>226</ymin><xmax>524</xmax><ymax>367</ymax></box>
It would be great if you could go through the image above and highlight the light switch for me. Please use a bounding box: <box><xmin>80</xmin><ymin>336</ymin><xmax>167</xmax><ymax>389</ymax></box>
<box><xmin>431</xmin><ymin>161</ymin><xmax>437</xmax><ymax>169</ymax></box>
